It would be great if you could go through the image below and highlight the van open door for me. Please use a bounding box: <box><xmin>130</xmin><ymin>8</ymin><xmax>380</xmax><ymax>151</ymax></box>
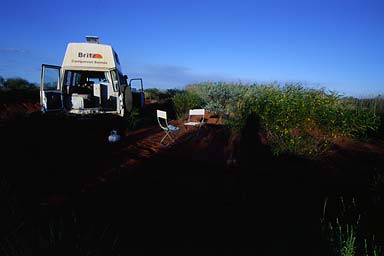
<box><xmin>129</xmin><ymin>78</ymin><xmax>145</xmax><ymax>109</ymax></box>
<box><xmin>40</xmin><ymin>64</ymin><xmax>63</xmax><ymax>112</ymax></box>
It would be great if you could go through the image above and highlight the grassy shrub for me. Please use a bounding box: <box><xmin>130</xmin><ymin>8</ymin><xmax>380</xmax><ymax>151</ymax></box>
<box><xmin>351</xmin><ymin>96</ymin><xmax>384</xmax><ymax>138</ymax></box>
<box><xmin>321</xmin><ymin>197</ymin><xmax>382</xmax><ymax>256</ymax></box>
<box><xmin>228</xmin><ymin>84</ymin><xmax>378</xmax><ymax>157</ymax></box>
<box><xmin>185</xmin><ymin>82</ymin><xmax>246</xmax><ymax>116</ymax></box>
<box><xmin>144</xmin><ymin>88</ymin><xmax>161</xmax><ymax>102</ymax></box>
<box><xmin>144</xmin><ymin>88</ymin><xmax>183</xmax><ymax>103</ymax></box>
<box><xmin>184</xmin><ymin>82</ymin><xmax>250</xmax><ymax>134</ymax></box>
<box><xmin>183</xmin><ymin>82</ymin><xmax>380</xmax><ymax>158</ymax></box>
<box><xmin>124</xmin><ymin>107</ymin><xmax>141</xmax><ymax>129</ymax></box>
<box><xmin>172</xmin><ymin>91</ymin><xmax>203</xmax><ymax>119</ymax></box>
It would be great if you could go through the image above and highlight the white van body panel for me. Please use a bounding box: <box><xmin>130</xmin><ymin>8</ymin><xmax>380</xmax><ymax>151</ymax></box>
<box><xmin>62</xmin><ymin>43</ymin><xmax>121</xmax><ymax>71</ymax></box>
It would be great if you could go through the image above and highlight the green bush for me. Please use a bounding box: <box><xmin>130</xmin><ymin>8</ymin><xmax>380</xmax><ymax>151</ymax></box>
<box><xmin>350</xmin><ymin>96</ymin><xmax>384</xmax><ymax>137</ymax></box>
<box><xmin>182</xmin><ymin>82</ymin><xmax>380</xmax><ymax>158</ymax></box>
<box><xmin>2</xmin><ymin>77</ymin><xmax>36</xmax><ymax>90</ymax></box>
<box><xmin>172</xmin><ymin>91</ymin><xmax>203</xmax><ymax>119</ymax></box>
<box><xmin>144</xmin><ymin>88</ymin><xmax>183</xmax><ymax>103</ymax></box>
<box><xmin>144</xmin><ymin>88</ymin><xmax>161</xmax><ymax>101</ymax></box>
<box><xmin>124</xmin><ymin>107</ymin><xmax>140</xmax><ymax>129</ymax></box>
<box><xmin>228</xmin><ymin>84</ymin><xmax>379</xmax><ymax>157</ymax></box>
<box><xmin>186</xmin><ymin>81</ymin><xmax>246</xmax><ymax>116</ymax></box>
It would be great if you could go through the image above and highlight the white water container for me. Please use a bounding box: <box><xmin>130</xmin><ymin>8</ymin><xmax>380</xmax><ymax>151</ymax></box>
<box><xmin>108</xmin><ymin>130</ymin><xmax>120</xmax><ymax>143</ymax></box>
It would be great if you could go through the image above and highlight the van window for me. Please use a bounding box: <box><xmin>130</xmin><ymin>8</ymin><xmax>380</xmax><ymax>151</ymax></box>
<box><xmin>43</xmin><ymin>68</ymin><xmax>60</xmax><ymax>90</ymax></box>
<box><xmin>63</xmin><ymin>70</ymin><xmax>109</xmax><ymax>87</ymax></box>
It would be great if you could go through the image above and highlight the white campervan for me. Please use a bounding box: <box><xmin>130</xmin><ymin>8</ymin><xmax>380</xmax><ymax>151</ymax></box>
<box><xmin>40</xmin><ymin>36</ymin><xmax>144</xmax><ymax>117</ymax></box>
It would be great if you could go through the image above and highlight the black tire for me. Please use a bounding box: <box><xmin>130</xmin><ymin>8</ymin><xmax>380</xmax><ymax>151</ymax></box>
<box><xmin>123</xmin><ymin>86</ymin><xmax>133</xmax><ymax>115</ymax></box>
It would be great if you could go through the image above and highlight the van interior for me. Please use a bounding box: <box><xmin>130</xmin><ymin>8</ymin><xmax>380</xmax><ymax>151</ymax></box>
<box><xmin>62</xmin><ymin>70</ymin><xmax>117</xmax><ymax>111</ymax></box>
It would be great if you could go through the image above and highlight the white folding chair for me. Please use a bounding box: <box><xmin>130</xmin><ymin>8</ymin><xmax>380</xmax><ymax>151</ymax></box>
<box><xmin>157</xmin><ymin>110</ymin><xmax>179</xmax><ymax>145</ymax></box>
<box><xmin>184</xmin><ymin>109</ymin><xmax>205</xmax><ymax>129</ymax></box>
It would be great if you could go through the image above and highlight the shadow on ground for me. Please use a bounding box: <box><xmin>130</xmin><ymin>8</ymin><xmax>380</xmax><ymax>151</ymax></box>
<box><xmin>0</xmin><ymin>111</ymin><xmax>367</xmax><ymax>255</ymax></box>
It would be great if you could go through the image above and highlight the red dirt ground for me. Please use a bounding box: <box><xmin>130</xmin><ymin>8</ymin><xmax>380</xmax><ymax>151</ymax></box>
<box><xmin>1</xmin><ymin>103</ymin><xmax>384</xmax><ymax>253</ymax></box>
<box><xmin>0</xmin><ymin>102</ymin><xmax>40</xmax><ymax>120</ymax></box>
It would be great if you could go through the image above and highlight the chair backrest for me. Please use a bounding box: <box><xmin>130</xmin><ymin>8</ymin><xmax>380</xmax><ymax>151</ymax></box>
<box><xmin>188</xmin><ymin>109</ymin><xmax>205</xmax><ymax>123</ymax></box>
<box><xmin>157</xmin><ymin>110</ymin><xmax>168</xmax><ymax>130</ymax></box>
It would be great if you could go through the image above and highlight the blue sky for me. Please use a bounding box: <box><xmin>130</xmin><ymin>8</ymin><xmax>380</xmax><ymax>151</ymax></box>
<box><xmin>0</xmin><ymin>0</ymin><xmax>383</xmax><ymax>97</ymax></box>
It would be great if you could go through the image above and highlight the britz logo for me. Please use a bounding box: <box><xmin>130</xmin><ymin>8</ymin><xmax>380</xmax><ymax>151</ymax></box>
<box><xmin>78</xmin><ymin>52</ymin><xmax>103</xmax><ymax>58</ymax></box>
